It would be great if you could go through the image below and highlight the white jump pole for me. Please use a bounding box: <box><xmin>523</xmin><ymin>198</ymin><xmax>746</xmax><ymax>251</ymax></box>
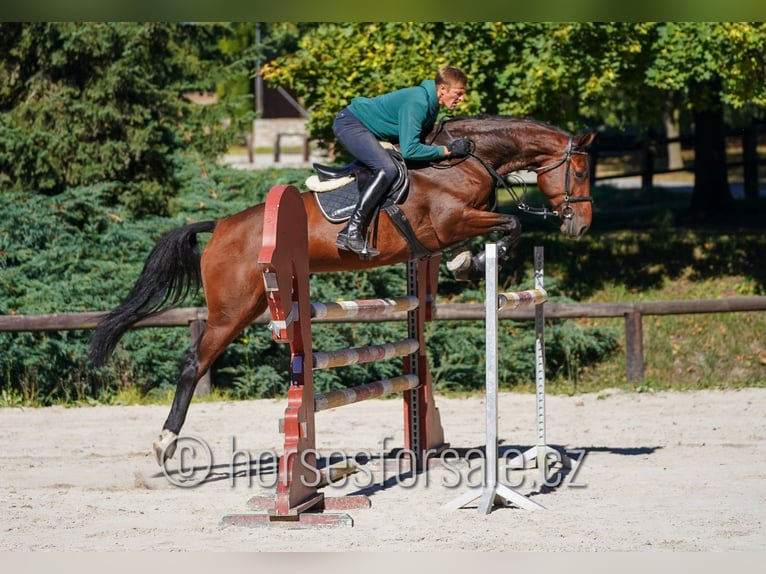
<box><xmin>443</xmin><ymin>244</ymin><xmax>544</xmax><ymax>513</ymax></box>
<box><xmin>513</xmin><ymin>246</ymin><xmax>573</xmax><ymax>476</ymax></box>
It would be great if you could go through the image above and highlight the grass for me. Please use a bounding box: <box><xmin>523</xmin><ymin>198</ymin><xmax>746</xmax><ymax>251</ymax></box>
<box><xmin>0</xmin><ymin>381</ymin><xmax>240</xmax><ymax>408</ymax></box>
<box><xmin>500</xmin><ymin>180</ymin><xmax>766</xmax><ymax>395</ymax></box>
<box><xmin>542</xmin><ymin>274</ymin><xmax>766</xmax><ymax>396</ymax></box>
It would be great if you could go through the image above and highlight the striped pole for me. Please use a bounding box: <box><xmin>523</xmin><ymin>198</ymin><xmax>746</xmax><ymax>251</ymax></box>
<box><xmin>314</xmin><ymin>374</ymin><xmax>420</xmax><ymax>412</ymax></box>
<box><xmin>533</xmin><ymin>246</ymin><xmax>548</xmax><ymax>475</ymax></box>
<box><xmin>310</xmin><ymin>296</ymin><xmax>418</xmax><ymax>320</ymax></box>
<box><xmin>498</xmin><ymin>288</ymin><xmax>547</xmax><ymax>310</ymax></box>
<box><xmin>312</xmin><ymin>338</ymin><xmax>419</xmax><ymax>370</ymax></box>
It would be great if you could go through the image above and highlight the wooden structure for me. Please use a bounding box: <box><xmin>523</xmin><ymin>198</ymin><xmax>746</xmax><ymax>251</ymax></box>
<box><xmin>5</xmin><ymin>297</ymin><xmax>766</xmax><ymax>386</ymax></box>
<box><xmin>221</xmin><ymin>185</ymin><xmax>445</xmax><ymax>528</ymax></box>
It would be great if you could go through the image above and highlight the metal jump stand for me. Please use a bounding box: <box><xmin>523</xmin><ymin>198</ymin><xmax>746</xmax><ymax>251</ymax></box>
<box><xmin>445</xmin><ymin>244</ymin><xmax>572</xmax><ymax>514</ymax></box>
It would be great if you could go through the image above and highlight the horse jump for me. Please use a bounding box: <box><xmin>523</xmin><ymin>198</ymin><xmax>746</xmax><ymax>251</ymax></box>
<box><xmin>88</xmin><ymin>117</ymin><xmax>593</xmax><ymax>467</ymax></box>
<box><xmin>222</xmin><ymin>185</ymin><xmax>445</xmax><ymax>528</ymax></box>
<box><xmin>446</xmin><ymin>244</ymin><xmax>572</xmax><ymax>514</ymax></box>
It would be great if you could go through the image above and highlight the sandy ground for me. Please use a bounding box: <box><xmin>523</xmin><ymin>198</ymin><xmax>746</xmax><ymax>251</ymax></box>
<box><xmin>1</xmin><ymin>387</ymin><xmax>765</xmax><ymax>552</ymax></box>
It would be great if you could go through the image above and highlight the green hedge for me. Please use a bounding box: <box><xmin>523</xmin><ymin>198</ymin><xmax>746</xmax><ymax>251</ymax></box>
<box><xmin>0</xmin><ymin>161</ymin><xmax>618</xmax><ymax>405</ymax></box>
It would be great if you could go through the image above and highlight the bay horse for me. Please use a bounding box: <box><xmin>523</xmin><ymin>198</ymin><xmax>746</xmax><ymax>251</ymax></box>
<box><xmin>88</xmin><ymin>116</ymin><xmax>595</xmax><ymax>464</ymax></box>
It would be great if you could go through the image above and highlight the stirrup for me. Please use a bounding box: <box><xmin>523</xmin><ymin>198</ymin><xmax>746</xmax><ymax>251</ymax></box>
<box><xmin>359</xmin><ymin>242</ymin><xmax>380</xmax><ymax>259</ymax></box>
<box><xmin>336</xmin><ymin>231</ymin><xmax>379</xmax><ymax>259</ymax></box>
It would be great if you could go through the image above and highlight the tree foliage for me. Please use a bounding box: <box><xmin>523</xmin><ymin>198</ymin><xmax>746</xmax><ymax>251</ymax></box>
<box><xmin>264</xmin><ymin>22</ymin><xmax>766</xmax><ymax>133</ymax></box>
<box><xmin>264</xmin><ymin>22</ymin><xmax>766</xmax><ymax>209</ymax></box>
<box><xmin>645</xmin><ymin>23</ymin><xmax>766</xmax><ymax>113</ymax></box>
<box><xmin>0</xmin><ymin>22</ymin><xmax>249</xmax><ymax>215</ymax></box>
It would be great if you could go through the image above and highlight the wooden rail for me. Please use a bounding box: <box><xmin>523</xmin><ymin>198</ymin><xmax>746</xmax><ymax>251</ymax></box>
<box><xmin>3</xmin><ymin>296</ymin><xmax>766</xmax><ymax>383</ymax></box>
<box><xmin>590</xmin><ymin>123</ymin><xmax>764</xmax><ymax>201</ymax></box>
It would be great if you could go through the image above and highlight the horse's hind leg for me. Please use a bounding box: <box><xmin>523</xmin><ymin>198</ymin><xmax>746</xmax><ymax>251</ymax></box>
<box><xmin>152</xmin><ymin>220</ymin><xmax>269</xmax><ymax>464</ymax></box>
<box><xmin>152</xmin><ymin>336</ymin><xmax>204</xmax><ymax>464</ymax></box>
<box><xmin>152</xmin><ymin>293</ymin><xmax>268</xmax><ymax>464</ymax></box>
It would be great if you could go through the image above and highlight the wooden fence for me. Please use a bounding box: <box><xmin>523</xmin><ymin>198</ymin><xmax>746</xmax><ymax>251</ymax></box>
<box><xmin>3</xmin><ymin>296</ymin><xmax>766</xmax><ymax>385</ymax></box>
<box><xmin>590</xmin><ymin>123</ymin><xmax>765</xmax><ymax>200</ymax></box>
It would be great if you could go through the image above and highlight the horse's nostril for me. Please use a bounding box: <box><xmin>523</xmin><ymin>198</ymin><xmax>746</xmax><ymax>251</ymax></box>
<box><xmin>561</xmin><ymin>220</ymin><xmax>589</xmax><ymax>238</ymax></box>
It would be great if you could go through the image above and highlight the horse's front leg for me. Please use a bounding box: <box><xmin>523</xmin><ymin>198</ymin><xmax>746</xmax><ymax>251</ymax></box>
<box><xmin>460</xmin><ymin>210</ymin><xmax>522</xmax><ymax>237</ymax></box>
<box><xmin>446</xmin><ymin>231</ymin><xmax>521</xmax><ymax>281</ymax></box>
<box><xmin>445</xmin><ymin>211</ymin><xmax>522</xmax><ymax>281</ymax></box>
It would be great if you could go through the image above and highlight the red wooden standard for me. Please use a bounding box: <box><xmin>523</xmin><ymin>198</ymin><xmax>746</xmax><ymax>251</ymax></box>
<box><xmin>221</xmin><ymin>185</ymin><xmax>446</xmax><ymax>528</ymax></box>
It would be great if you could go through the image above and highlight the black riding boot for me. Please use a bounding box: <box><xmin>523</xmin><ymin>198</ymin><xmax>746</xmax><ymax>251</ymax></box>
<box><xmin>336</xmin><ymin>170</ymin><xmax>389</xmax><ymax>257</ymax></box>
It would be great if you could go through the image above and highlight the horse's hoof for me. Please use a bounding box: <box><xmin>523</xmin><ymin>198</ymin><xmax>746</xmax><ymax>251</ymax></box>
<box><xmin>446</xmin><ymin>250</ymin><xmax>472</xmax><ymax>272</ymax></box>
<box><xmin>497</xmin><ymin>231</ymin><xmax>521</xmax><ymax>257</ymax></box>
<box><xmin>152</xmin><ymin>430</ymin><xmax>178</xmax><ymax>466</ymax></box>
<box><xmin>446</xmin><ymin>251</ymin><xmax>472</xmax><ymax>281</ymax></box>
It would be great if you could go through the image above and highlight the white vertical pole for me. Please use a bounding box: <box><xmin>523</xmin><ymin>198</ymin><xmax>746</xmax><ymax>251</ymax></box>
<box><xmin>534</xmin><ymin>246</ymin><xmax>548</xmax><ymax>478</ymax></box>
<box><xmin>477</xmin><ymin>244</ymin><xmax>499</xmax><ymax>514</ymax></box>
<box><xmin>443</xmin><ymin>245</ymin><xmax>544</xmax><ymax>513</ymax></box>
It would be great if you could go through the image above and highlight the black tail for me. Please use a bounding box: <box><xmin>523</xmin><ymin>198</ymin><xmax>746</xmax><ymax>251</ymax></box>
<box><xmin>88</xmin><ymin>220</ymin><xmax>217</xmax><ymax>367</ymax></box>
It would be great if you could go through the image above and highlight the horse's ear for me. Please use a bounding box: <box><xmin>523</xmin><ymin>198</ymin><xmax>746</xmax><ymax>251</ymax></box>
<box><xmin>577</xmin><ymin>131</ymin><xmax>597</xmax><ymax>148</ymax></box>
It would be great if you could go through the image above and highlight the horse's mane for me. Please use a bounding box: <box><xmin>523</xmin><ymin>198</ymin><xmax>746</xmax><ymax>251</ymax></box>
<box><xmin>429</xmin><ymin>115</ymin><xmax>570</xmax><ymax>154</ymax></box>
<box><xmin>444</xmin><ymin>114</ymin><xmax>569</xmax><ymax>135</ymax></box>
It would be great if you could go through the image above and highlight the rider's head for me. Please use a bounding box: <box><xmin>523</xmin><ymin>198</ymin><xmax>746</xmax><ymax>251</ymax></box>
<box><xmin>436</xmin><ymin>66</ymin><xmax>467</xmax><ymax>110</ymax></box>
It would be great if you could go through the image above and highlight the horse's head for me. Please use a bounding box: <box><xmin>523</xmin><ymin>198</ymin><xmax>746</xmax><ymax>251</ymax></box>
<box><xmin>435</xmin><ymin>116</ymin><xmax>596</xmax><ymax>240</ymax></box>
<box><xmin>532</xmin><ymin>131</ymin><xmax>595</xmax><ymax>239</ymax></box>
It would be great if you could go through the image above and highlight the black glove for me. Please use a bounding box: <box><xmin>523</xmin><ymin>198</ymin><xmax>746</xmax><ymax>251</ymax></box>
<box><xmin>447</xmin><ymin>137</ymin><xmax>471</xmax><ymax>158</ymax></box>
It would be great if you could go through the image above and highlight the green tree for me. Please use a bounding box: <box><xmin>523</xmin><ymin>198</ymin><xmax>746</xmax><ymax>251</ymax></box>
<box><xmin>643</xmin><ymin>22</ymin><xmax>766</xmax><ymax>211</ymax></box>
<box><xmin>262</xmin><ymin>22</ymin><xmax>491</xmax><ymax>148</ymax></box>
<box><xmin>0</xmin><ymin>22</ymin><xmax>245</xmax><ymax>215</ymax></box>
<box><xmin>264</xmin><ymin>22</ymin><xmax>766</xmax><ymax>212</ymax></box>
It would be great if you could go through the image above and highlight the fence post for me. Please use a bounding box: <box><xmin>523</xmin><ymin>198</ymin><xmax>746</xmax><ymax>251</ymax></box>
<box><xmin>624</xmin><ymin>309</ymin><xmax>644</xmax><ymax>383</ymax></box>
<box><xmin>743</xmin><ymin>124</ymin><xmax>758</xmax><ymax>202</ymax></box>
<box><xmin>244</xmin><ymin>131</ymin><xmax>254</xmax><ymax>164</ymax></box>
<box><xmin>641</xmin><ymin>137</ymin><xmax>655</xmax><ymax>190</ymax></box>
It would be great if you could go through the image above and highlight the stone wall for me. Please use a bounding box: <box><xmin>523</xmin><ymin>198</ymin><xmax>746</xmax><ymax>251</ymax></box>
<box><xmin>252</xmin><ymin>118</ymin><xmax>309</xmax><ymax>149</ymax></box>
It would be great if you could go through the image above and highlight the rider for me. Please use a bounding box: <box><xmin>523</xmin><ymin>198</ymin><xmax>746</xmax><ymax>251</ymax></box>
<box><xmin>332</xmin><ymin>65</ymin><xmax>471</xmax><ymax>257</ymax></box>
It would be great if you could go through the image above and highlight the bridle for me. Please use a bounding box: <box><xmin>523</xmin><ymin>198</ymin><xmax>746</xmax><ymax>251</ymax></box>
<box><xmin>527</xmin><ymin>135</ymin><xmax>593</xmax><ymax>220</ymax></box>
<box><xmin>437</xmin><ymin>133</ymin><xmax>593</xmax><ymax>220</ymax></box>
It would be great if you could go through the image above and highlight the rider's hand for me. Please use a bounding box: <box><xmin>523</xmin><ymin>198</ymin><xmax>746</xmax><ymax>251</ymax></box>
<box><xmin>447</xmin><ymin>137</ymin><xmax>472</xmax><ymax>158</ymax></box>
